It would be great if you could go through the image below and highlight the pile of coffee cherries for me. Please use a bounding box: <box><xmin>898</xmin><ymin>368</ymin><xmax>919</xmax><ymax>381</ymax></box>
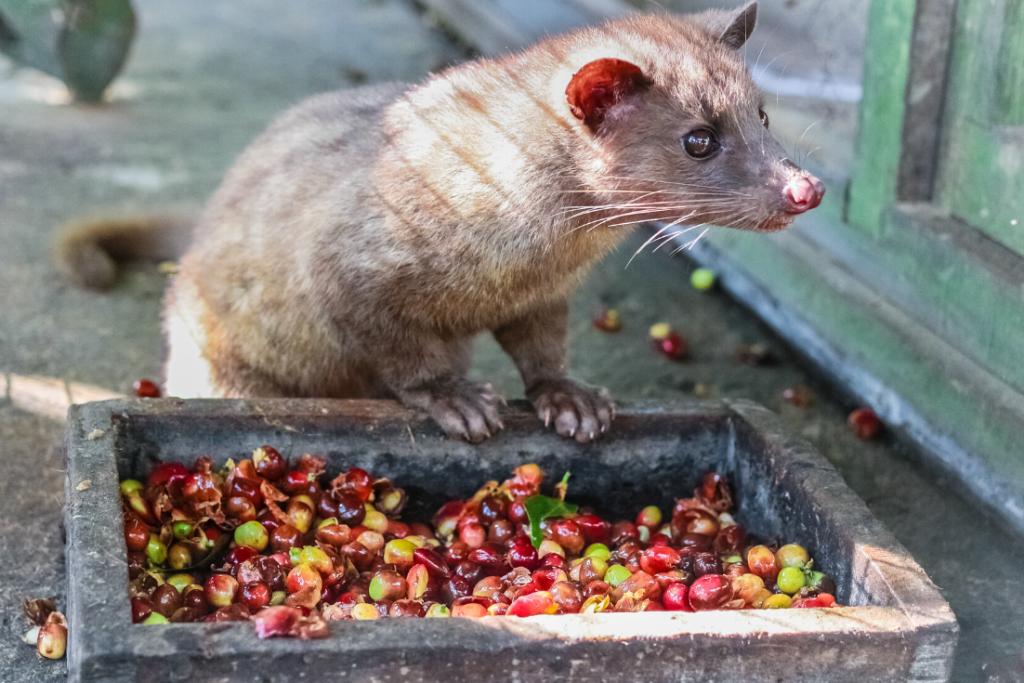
<box><xmin>121</xmin><ymin>450</ymin><xmax>837</xmax><ymax>637</ymax></box>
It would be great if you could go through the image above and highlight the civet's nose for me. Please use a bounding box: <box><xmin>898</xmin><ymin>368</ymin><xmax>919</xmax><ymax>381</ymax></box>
<box><xmin>784</xmin><ymin>175</ymin><xmax>825</xmax><ymax>214</ymax></box>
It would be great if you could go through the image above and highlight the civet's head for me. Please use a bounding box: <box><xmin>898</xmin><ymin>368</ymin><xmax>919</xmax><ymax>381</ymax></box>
<box><xmin>563</xmin><ymin>2</ymin><xmax>824</xmax><ymax>232</ymax></box>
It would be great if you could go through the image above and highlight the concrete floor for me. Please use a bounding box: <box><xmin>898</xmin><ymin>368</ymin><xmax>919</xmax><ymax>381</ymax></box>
<box><xmin>1</xmin><ymin>1</ymin><xmax>1021</xmax><ymax>681</ymax></box>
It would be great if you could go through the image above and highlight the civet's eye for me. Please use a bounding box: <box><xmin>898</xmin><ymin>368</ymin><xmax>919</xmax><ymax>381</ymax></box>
<box><xmin>681</xmin><ymin>129</ymin><xmax>720</xmax><ymax>159</ymax></box>
<box><xmin>759</xmin><ymin>108</ymin><xmax>769</xmax><ymax>129</ymax></box>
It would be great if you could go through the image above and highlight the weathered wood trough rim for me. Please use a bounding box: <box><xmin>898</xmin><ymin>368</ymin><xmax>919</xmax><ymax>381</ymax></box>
<box><xmin>64</xmin><ymin>398</ymin><xmax>958</xmax><ymax>682</ymax></box>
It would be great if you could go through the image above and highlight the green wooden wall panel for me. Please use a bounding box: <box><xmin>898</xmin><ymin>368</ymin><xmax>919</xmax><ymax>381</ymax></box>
<box><xmin>937</xmin><ymin>0</ymin><xmax>1024</xmax><ymax>253</ymax></box>
<box><xmin>996</xmin><ymin>1</ymin><xmax>1024</xmax><ymax>124</ymax></box>
<box><xmin>846</xmin><ymin>0</ymin><xmax>915</xmax><ymax>233</ymax></box>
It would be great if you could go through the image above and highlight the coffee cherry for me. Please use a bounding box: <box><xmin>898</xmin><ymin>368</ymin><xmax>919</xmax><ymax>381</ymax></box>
<box><xmin>224</xmin><ymin>546</ymin><xmax>258</xmax><ymax>569</ymax></box>
<box><xmin>270</xmin><ymin>523</ymin><xmax>302</xmax><ymax>552</ymax></box>
<box><xmin>123</xmin><ymin>516</ymin><xmax>150</xmax><ymax>552</ymax></box>
<box><xmin>383</xmin><ymin>539</ymin><xmax>417</xmax><ymax>569</ymax></box>
<box><xmin>776</xmin><ymin>543</ymin><xmax>810</xmax><ymax>569</ymax></box>
<box><xmin>692</xmin><ymin>552</ymin><xmax>722</xmax><ymax>578</ymax></box>
<box><xmin>506</xmin><ymin>499</ymin><xmax>528</xmax><ymax>524</ymax></box>
<box><xmin>540</xmin><ymin>553</ymin><xmax>567</xmax><ymax>569</ymax></box>
<box><xmin>335</xmin><ymin>493</ymin><xmax>367</xmax><ymax>526</ymax></box>
<box><xmin>547</xmin><ymin>519</ymin><xmax>584</xmax><ymax>555</ymax></box>
<box><xmin>147</xmin><ymin>462</ymin><xmax>189</xmax><ymax>489</ymax></box>
<box><xmin>732</xmin><ymin>573</ymin><xmax>766</xmax><ymax>604</ymax></box>
<box><xmin>151</xmin><ymin>584</ymin><xmax>182</xmax><ymax>618</ymax></box>
<box><xmin>316</xmin><ymin>522</ymin><xmax>351</xmax><ymax>547</ymax></box>
<box><xmin>252</xmin><ymin>445</ymin><xmax>286</xmax><ymax>480</ymax></box>
<box><xmin>132</xmin><ymin>378</ymin><xmax>161</xmax><ymax>398</ymax></box>
<box><xmin>763</xmin><ymin>593</ymin><xmax>792</xmax><ymax>609</ymax></box>
<box><xmin>458</xmin><ymin>521</ymin><xmax>486</xmax><ymax>549</ymax></box>
<box><xmin>593</xmin><ymin>308</ymin><xmax>622</xmax><ymax>332</ymax></box>
<box><xmin>363</xmin><ymin>507</ymin><xmax>389</xmax><ymax>534</ymax></box>
<box><xmin>690</xmin><ymin>268</ymin><xmax>716</xmax><ymax>291</ymax></box>
<box><xmin>746</xmin><ymin>545</ymin><xmax>779</xmax><ymax>581</ymax></box>
<box><xmin>351</xmin><ymin>603</ymin><xmax>380</xmax><ymax>620</ymax></box>
<box><xmin>604</xmin><ymin>564</ymin><xmax>631</xmax><ymax>588</ymax></box>
<box><xmin>688</xmin><ymin>574</ymin><xmax>733</xmax><ymax>611</ymax></box>
<box><xmin>575</xmin><ymin>514</ymin><xmax>611</xmax><ymax>543</ymax></box>
<box><xmin>240</xmin><ymin>581</ymin><xmax>271</xmax><ymax>610</ymax></box>
<box><xmin>610</xmin><ymin>521</ymin><xmax>639</xmax><ymax>545</ymax></box>
<box><xmin>662</xmin><ymin>582</ymin><xmax>691</xmax><ymax>611</ymax></box>
<box><xmin>234</xmin><ymin>520</ymin><xmax>269</xmax><ymax>551</ymax></box>
<box><xmin>355</xmin><ymin>530</ymin><xmax>385</xmax><ymax>554</ymax></box>
<box><xmin>205</xmin><ymin>574</ymin><xmax>239</xmax><ymax>608</ymax></box>
<box><xmin>537</xmin><ymin>540</ymin><xmax>564</xmax><ymax>559</ymax></box>
<box><xmin>165</xmin><ymin>574</ymin><xmax>194</xmax><ymax>594</ymax></box>
<box><xmin>782</xmin><ymin>385</ymin><xmax>812</xmax><ymax>407</ymax></box>
<box><xmin>777</xmin><ymin>566</ymin><xmax>807</xmax><ymax>595</ymax></box>
<box><xmin>848</xmin><ymin>407</ymin><xmax>882</xmax><ymax>439</ymax></box>
<box><xmin>550</xmin><ymin>581</ymin><xmax>583</xmax><ymax>613</ymax></box>
<box><xmin>37</xmin><ymin>617</ymin><xmax>68</xmax><ymax>659</ymax></box>
<box><xmin>412</xmin><ymin>547</ymin><xmax>450</xmax><ymax>578</ymax></box>
<box><xmin>131</xmin><ymin>596</ymin><xmax>153</xmax><ymax>623</ymax></box>
<box><xmin>389</xmin><ymin>599</ymin><xmax>425</xmax><ymax>618</ymax></box>
<box><xmin>286</xmin><ymin>498</ymin><xmax>314</xmax><ymax>534</ymax></box>
<box><xmin>639</xmin><ymin>545</ymin><xmax>680</xmax><ymax>574</ymax></box>
<box><xmin>451</xmin><ymin>602</ymin><xmax>488</xmax><ymax>618</ymax></box>
<box><xmin>468</xmin><ymin>543</ymin><xmax>507</xmax><ymax>570</ymax></box>
<box><xmin>487</xmin><ymin>519</ymin><xmax>515</xmax><ymax>544</ymax></box>
<box><xmin>368</xmin><ymin>569</ymin><xmax>407</xmax><ymax>602</ymax></box>
<box><xmin>508</xmin><ymin>590</ymin><xmax>557</xmax><ymax>617</ymax></box>
<box><xmin>649</xmin><ymin>323</ymin><xmax>687</xmax><ymax>360</ymax></box>
<box><xmin>167</xmin><ymin>543</ymin><xmax>192</xmax><ymax>570</ymax></box>
<box><xmin>635</xmin><ymin>505</ymin><xmax>662</xmax><ymax>529</ymax></box>
<box><xmin>508</xmin><ymin>536</ymin><xmax>539</xmax><ymax>570</ymax></box>
<box><xmin>145</xmin><ymin>535</ymin><xmax>168</xmax><ymax>566</ymax></box>
<box><xmin>425</xmin><ymin>603</ymin><xmax>451</xmax><ymax>618</ymax></box>
<box><xmin>285</xmin><ymin>564</ymin><xmax>322</xmax><ymax>596</ymax></box>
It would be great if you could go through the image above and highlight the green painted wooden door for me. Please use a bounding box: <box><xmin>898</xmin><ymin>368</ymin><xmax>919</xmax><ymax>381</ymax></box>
<box><xmin>937</xmin><ymin>0</ymin><xmax>1024</xmax><ymax>253</ymax></box>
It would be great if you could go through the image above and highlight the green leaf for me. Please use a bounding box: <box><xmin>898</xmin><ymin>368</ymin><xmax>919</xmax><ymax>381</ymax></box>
<box><xmin>525</xmin><ymin>494</ymin><xmax>578</xmax><ymax>549</ymax></box>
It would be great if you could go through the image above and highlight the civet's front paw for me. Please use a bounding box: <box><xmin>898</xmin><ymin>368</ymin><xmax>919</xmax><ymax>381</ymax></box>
<box><xmin>527</xmin><ymin>378</ymin><xmax>615</xmax><ymax>444</ymax></box>
<box><xmin>420</xmin><ymin>379</ymin><xmax>505</xmax><ymax>443</ymax></box>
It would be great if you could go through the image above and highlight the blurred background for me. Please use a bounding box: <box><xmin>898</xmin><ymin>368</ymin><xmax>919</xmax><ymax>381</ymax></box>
<box><xmin>0</xmin><ymin>1</ymin><xmax>1020</xmax><ymax>681</ymax></box>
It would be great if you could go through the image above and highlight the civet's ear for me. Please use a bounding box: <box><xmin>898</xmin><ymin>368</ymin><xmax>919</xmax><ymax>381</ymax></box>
<box><xmin>718</xmin><ymin>2</ymin><xmax>757</xmax><ymax>50</ymax></box>
<box><xmin>565</xmin><ymin>58</ymin><xmax>648</xmax><ymax>131</ymax></box>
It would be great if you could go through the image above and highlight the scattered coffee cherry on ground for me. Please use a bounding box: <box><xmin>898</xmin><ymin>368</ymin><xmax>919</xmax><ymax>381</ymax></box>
<box><xmin>132</xmin><ymin>378</ymin><xmax>161</xmax><ymax>398</ymax></box>
<box><xmin>592</xmin><ymin>307</ymin><xmax>622</xmax><ymax>332</ymax></box>
<box><xmin>649</xmin><ymin>322</ymin><xmax>688</xmax><ymax>360</ymax></box>
<box><xmin>781</xmin><ymin>385</ymin><xmax>813</xmax><ymax>408</ymax></box>
<box><xmin>848</xmin><ymin>407</ymin><xmax>882</xmax><ymax>439</ymax></box>
<box><xmin>690</xmin><ymin>268</ymin><xmax>717</xmax><ymax>291</ymax></box>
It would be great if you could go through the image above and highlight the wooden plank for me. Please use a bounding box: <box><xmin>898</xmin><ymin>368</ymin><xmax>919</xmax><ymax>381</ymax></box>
<box><xmin>417</xmin><ymin>0</ymin><xmax>532</xmax><ymax>54</ymax></box>
<box><xmin>846</xmin><ymin>0</ymin><xmax>916</xmax><ymax>233</ymax></box>
<box><xmin>996</xmin><ymin>1</ymin><xmax>1024</xmax><ymax>124</ymax></box>
<box><xmin>417</xmin><ymin>0</ymin><xmax>633</xmax><ymax>55</ymax></box>
<box><xmin>896</xmin><ymin>0</ymin><xmax>956</xmax><ymax>201</ymax></box>
<box><xmin>492</xmin><ymin>0</ymin><xmax>592</xmax><ymax>37</ymax></box>
<box><xmin>935</xmin><ymin>0</ymin><xmax>1024</xmax><ymax>254</ymax></box>
<box><xmin>568</xmin><ymin>0</ymin><xmax>633</xmax><ymax>19</ymax></box>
